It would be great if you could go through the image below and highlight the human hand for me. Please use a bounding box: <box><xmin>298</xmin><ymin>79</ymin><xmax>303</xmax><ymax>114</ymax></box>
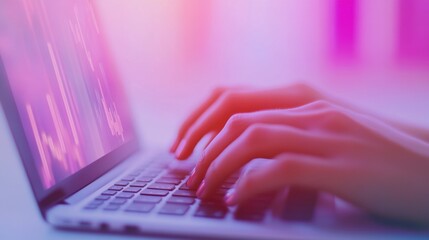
<box><xmin>170</xmin><ymin>83</ymin><xmax>322</xmax><ymax>159</ymax></box>
<box><xmin>171</xmin><ymin>83</ymin><xmax>429</xmax><ymax>225</ymax></box>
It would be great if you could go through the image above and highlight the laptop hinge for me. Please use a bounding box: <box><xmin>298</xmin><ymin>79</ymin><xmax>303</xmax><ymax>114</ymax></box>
<box><xmin>64</xmin><ymin>152</ymin><xmax>144</xmax><ymax>205</ymax></box>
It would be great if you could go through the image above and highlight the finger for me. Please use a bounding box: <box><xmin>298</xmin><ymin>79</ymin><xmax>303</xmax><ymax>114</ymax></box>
<box><xmin>175</xmin><ymin>83</ymin><xmax>322</xmax><ymax>159</ymax></box>
<box><xmin>187</xmin><ymin>110</ymin><xmax>313</xmax><ymax>188</ymax></box>
<box><xmin>170</xmin><ymin>87</ymin><xmax>227</xmax><ymax>153</ymax></box>
<box><xmin>225</xmin><ymin>154</ymin><xmax>334</xmax><ymax>205</ymax></box>
<box><xmin>203</xmin><ymin>132</ymin><xmax>218</xmax><ymax>150</ymax></box>
<box><xmin>175</xmin><ymin>92</ymin><xmax>238</xmax><ymax>159</ymax></box>
<box><xmin>197</xmin><ymin>124</ymin><xmax>337</xmax><ymax>199</ymax></box>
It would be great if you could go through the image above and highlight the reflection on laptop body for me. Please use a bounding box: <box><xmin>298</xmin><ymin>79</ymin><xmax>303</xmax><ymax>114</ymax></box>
<box><xmin>0</xmin><ymin>1</ymin><xmax>416</xmax><ymax>239</ymax></box>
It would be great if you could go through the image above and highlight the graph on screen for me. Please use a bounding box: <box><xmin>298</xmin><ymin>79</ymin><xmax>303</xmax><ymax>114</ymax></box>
<box><xmin>0</xmin><ymin>0</ymin><xmax>132</xmax><ymax>188</ymax></box>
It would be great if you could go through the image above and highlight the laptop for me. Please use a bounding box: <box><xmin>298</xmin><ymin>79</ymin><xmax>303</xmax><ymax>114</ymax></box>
<box><xmin>0</xmin><ymin>0</ymin><xmax>422</xmax><ymax>239</ymax></box>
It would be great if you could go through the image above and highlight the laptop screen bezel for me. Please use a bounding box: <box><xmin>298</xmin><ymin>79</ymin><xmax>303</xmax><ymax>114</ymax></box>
<box><xmin>0</xmin><ymin>54</ymin><xmax>141</xmax><ymax>218</ymax></box>
<box><xmin>0</xmin><ymin>55</ymin><xmax>141</xmax><ymax>218</ymax></box>
<box><xmin>0</xmin><ymin>4</ymin><xmax>141</xmax><ymax>218</ymax></box>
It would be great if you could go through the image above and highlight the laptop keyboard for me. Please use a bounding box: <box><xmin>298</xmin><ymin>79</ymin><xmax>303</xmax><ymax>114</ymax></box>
<box><xmin>82</xmin><ymin>158</ymin><xmax>275</xmax><ymax>222</ymax></box>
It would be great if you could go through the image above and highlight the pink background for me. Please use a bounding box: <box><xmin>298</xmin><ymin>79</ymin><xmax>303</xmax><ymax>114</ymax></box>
<box><xmin>94</xmin><ymin>0</ymin><xmax>429</xmax><ymax>146</ymax></box>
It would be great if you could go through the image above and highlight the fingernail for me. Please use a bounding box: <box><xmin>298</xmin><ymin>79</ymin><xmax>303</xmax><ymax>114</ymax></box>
<box><xmin>186</xmin><ymin>168</ymin><xmax>197</xmax><ymax>187</ymax></box>
<box><xmin>175</xmin><ymin>140</ymin><xmax>187</xmax><ymax>159</ymax></box>
<box><xmin>196</xmin><ymin>181</ymin><xmax>206</xmax><ymax>198</ymax></box>
<box><xmin>224</xmin><ymin>189</ymin><xmax>237</xmax><ymax>205</ymax></box>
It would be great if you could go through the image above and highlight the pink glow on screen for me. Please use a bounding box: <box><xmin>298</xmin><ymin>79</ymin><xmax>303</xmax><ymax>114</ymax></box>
<box><xmin>0</xmin><ymin>0</ymin><xmax>134</xmax><ymax>189</ymax></box>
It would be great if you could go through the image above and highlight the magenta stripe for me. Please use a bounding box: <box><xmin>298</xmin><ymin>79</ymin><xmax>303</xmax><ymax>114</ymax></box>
<box><xmin>333</xmin><ymin>0</ymin><xmax>358</xmax><ymax>59</ymax></box>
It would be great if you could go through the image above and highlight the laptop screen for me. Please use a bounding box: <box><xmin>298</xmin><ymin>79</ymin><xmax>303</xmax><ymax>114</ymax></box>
<box><xmin>0</xmin><ymin>0</ymin><xmax>135</xmax><ymax>189</ymax></box>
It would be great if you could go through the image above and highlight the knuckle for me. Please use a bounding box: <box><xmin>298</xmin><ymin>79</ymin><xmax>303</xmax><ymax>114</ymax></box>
<box><xmin>299</xmin><ymin>99</ymin><xmax>331</xmax><ymax>111</ymax></box>
<box><xmin>312</xmin><ymin>99</ymin><xmax>331</xmax><ymax>109</ymax></box>
<box><xmin>213</xmin><ymin>86</ymin><xmax>227</xmax><ymax>96</ymax></box>
<box><xmin>242</xmin><ymin>124</ymin><xmax>267</xmax><ymax>144</ymax></box>
<box><xmin>291</xmin><ymin>82</ymin><xmax>311</xmax><ymax>92</ymax></box>
<box><xmin>239</xmin><ymin>172</ymin><xmax>257</xmax><ymax>190</ymax></box>
<box><xmin>219</xmin><ymin>90</ymin><xmax>243</xmax><ymax>109</ymax></box>
<box><xmin>282</xmin><ymin>159</ymin><xmax>300</xmax><ymax>172</ymax></box>
<box><xmin>279</xmin><ymin>159</ymin><xmax>301</xmax><ymax>180</ymax></box>
<box><xmin>226</xmin><ymin>113</ymin><xmax>249</xmax><ymax>130</ymax></box>
<box><xmin>220</xmin><ymin>90</ymin><xmax>235</xmax><ymax>103</ymax></box>
<box><xmin>322</xmin><ymin>108</ymin><xmax>347</xmax><ymax>122</ymax></box>
<box><xmin>312</xmin><ymin>107</ymin><xmax>352</xmax><ymax>132</ymax></box>
<box><xmin>206</xmin><ymin>162</ymin><xmax>219</xmax><ymax>179</ymax></box>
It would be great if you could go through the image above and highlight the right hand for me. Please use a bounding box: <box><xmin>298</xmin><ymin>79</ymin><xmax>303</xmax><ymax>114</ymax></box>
<box><xmin>170</xmin><ymin>82</ymin><xmax>322</xmax><ymax>159</ymax></box>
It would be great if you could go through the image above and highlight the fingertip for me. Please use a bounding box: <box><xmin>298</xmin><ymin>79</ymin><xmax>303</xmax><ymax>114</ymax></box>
<box><xmin>186</xmin><ymin>168</ymin><xmax>198</xmax><ymax>188</ymax></box>
<box><xmin>169</xmin><ymin>138</ymin><xmax>180</xmax><ymax>153</ymax></box>
<box><xmin>175</xmin><ymin>140</ymin><xmax>188</xmax><ymax>160</ymax></box>
<box><xmin>224</xmin><ymin>189</ymin><xmax>238</xmax><ymax>206</ymax></box>
<box><xmin>175</xmin><ymin>154</ymin><xmax>185</xmax><ymax>161</ymax></box>
<box><xmin>196</xmin><ymin>181</ymin><xmax>206</xmax><ymax>198</ymax></box>
<box><xmin>175</xmin><ymin>152</ymin><xmax>188</xmax><ymax>160</ymax></box>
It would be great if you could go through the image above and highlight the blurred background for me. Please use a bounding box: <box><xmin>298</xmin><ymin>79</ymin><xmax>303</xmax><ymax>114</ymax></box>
<box><xmin>94</xmin><ymin>0</ymin><xmax>429</xmax><ymax>146</ymax></box>
<box><xmin>0</xmin><ymin>1</ymin><xmax>429</xmax><ymax>238</ymax></box>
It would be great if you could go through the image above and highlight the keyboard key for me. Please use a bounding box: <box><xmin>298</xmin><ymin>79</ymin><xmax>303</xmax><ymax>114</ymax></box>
<box><xmin>95</xmin><ymin>195</ymin><xmax>110</xmax><ymax>201</ymax></box>
<box><xmin>136</xmin><ymin>177</ymin><xmax>153</xmax><ymax>182</ymax></box>
<box><xmin>194</xmin><ymin>205</ymin><xmax>228</xmax><ymax>219</ymax></box>
<box><xmin>103</xmin><ymin>204</ymin><xmax>121</xmax><ymax>211</ymax></box>
<box><xmin>140</xmin><ymin>189</ymin><xmax>169</xmax><ymax>197</ymax></box>
<box><xmin>235</xmin><ymin>202</ymin><xmax>267</xmax><ymax>222</ymax></box>
<box><xmin>163</xmin><ymin>173</ymin><xmax>187</xmax><ymax>180</ymax></box>
<box><xmin>234</xmin><ymin>211</ymin><xmax>266</xmax><ymax>222</ymax></box>
<box><xmin>200</xmin><ymin>198</ymin><xmax>226</xmax><ymax>207</ymax></box>
<box><xmin>102</xmin><ymin>190</ymin><xmax>117</xmax><ymax>196</ymax></box>
<box><xmin>110</xmin><ymin>198</ymin><xmax>128</xmax><ymax>205</ymax></box>
<box><xmin>200</xmin><ymin>195</ymin><xmax>224</xmax><ymax>203</ymax></box>
<box><xmin>123</xmin><ymin>187</ymin><xmax>142</xmax><ymax>193</ymax></box>
<box><xmin>109</xmin><ymin>185</ymin><xmax>123</xmax><ymax>191</ymax></box>
<box><xmin>148</xmin><ymin>183</ymin><xmax>175</xmax><ymax>191</ymax></box>
<box><xmin>159</xmin><ymin>204</ymin><xmax>189</xmax><ymax>216</ymax></box>
<box><xmin>169</xmin><ymin>167</ymin><xmax>192</xmax><ymax>176</ymax></box>
<box><xmin>87</xmin><ymin>200</ymin><xmax>104</xmax><ymax>206</ymax></box>
<box><xmin>116</xmin><ymin>192</ymin><xmax>135</xmax><ymax>199</ymax></box>
<box><xmin>144</xmin><ymin>169</ymin><xmax>163</xmax><ymax>175</ymax></box>
<box><xmin>167</xmin><ymin>196</ymin><xmax>195</xmax><ymax>205</ymax></box>
<box><xmin>179</xmin><ymin>184</ymin><xmax>191</xmax><ymax>190</ymax></box>
<box><xmin>115</xmin><ymin>181</ymin><xmax>130</xmax><ymax>186</ymax></box>
<box><xmin>84</xmin><ymin>205</ymin><xmax>99</xmax><ymax>210</ymax></box>
<box><xmin>128</xmin><ymin>171</ymin><xmax>142</xmax><ymax>177</ymax></box>
<box><xmin>238</xmin><ymin>201</ymin><xmax>270</xmax><ymax>212</ymax></box>
<box><xmin>282</xmin><ymin>187</ymin><xmax>318</xmax><ymax>221</ymax></box>
<box><xmin>84</xmin><ymin>200</ymin><xmax>104</xmax><ymax>210</ymax></box>
<box><xmin>172</xmin><ymin>190</ymin><xmax>196</xmax><ymax>198</ymax></box>
<box><xmin>156</xmin><ymin>178</ymin><xmax>181</xmax><ymax>185</ymax></box>
<box><xmin>134</xmin><ymin>195</ymin><xmax>162</xmax><ymax>204</ymax></box>
<box><xmin>122</xmin><ymin>176</ymin><xmax>135</xmax><ymax>181</ymax></box>
<box><xmin>147</xmin><ymin>166</ymin><xmax>167</xmax><ymax>172</ymax></box>
<box><xmin>125</xmin><ymin>203</ymin><xmax>155</xmax><ymax>213</ymax></box>
<box><xmin>140</xmin><ymin>173</ymin><xmax>159</xmax><ymax>178</ymax></box>
<box><xmin>149</xmin><ymin>161</ymin><xmax>169</xmax><ymax>169</ymax></box>
<box><xmin>130</xmin><ymin>182</ymin><xmax>147</xmax><ymax>188</ymax></box>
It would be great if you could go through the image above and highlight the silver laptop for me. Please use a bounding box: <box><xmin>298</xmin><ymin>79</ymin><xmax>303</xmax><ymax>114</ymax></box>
<box><xmin>0</xmin><ymin>1</ymin><xmax>424</xmax><ymax>239</ymax></box>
